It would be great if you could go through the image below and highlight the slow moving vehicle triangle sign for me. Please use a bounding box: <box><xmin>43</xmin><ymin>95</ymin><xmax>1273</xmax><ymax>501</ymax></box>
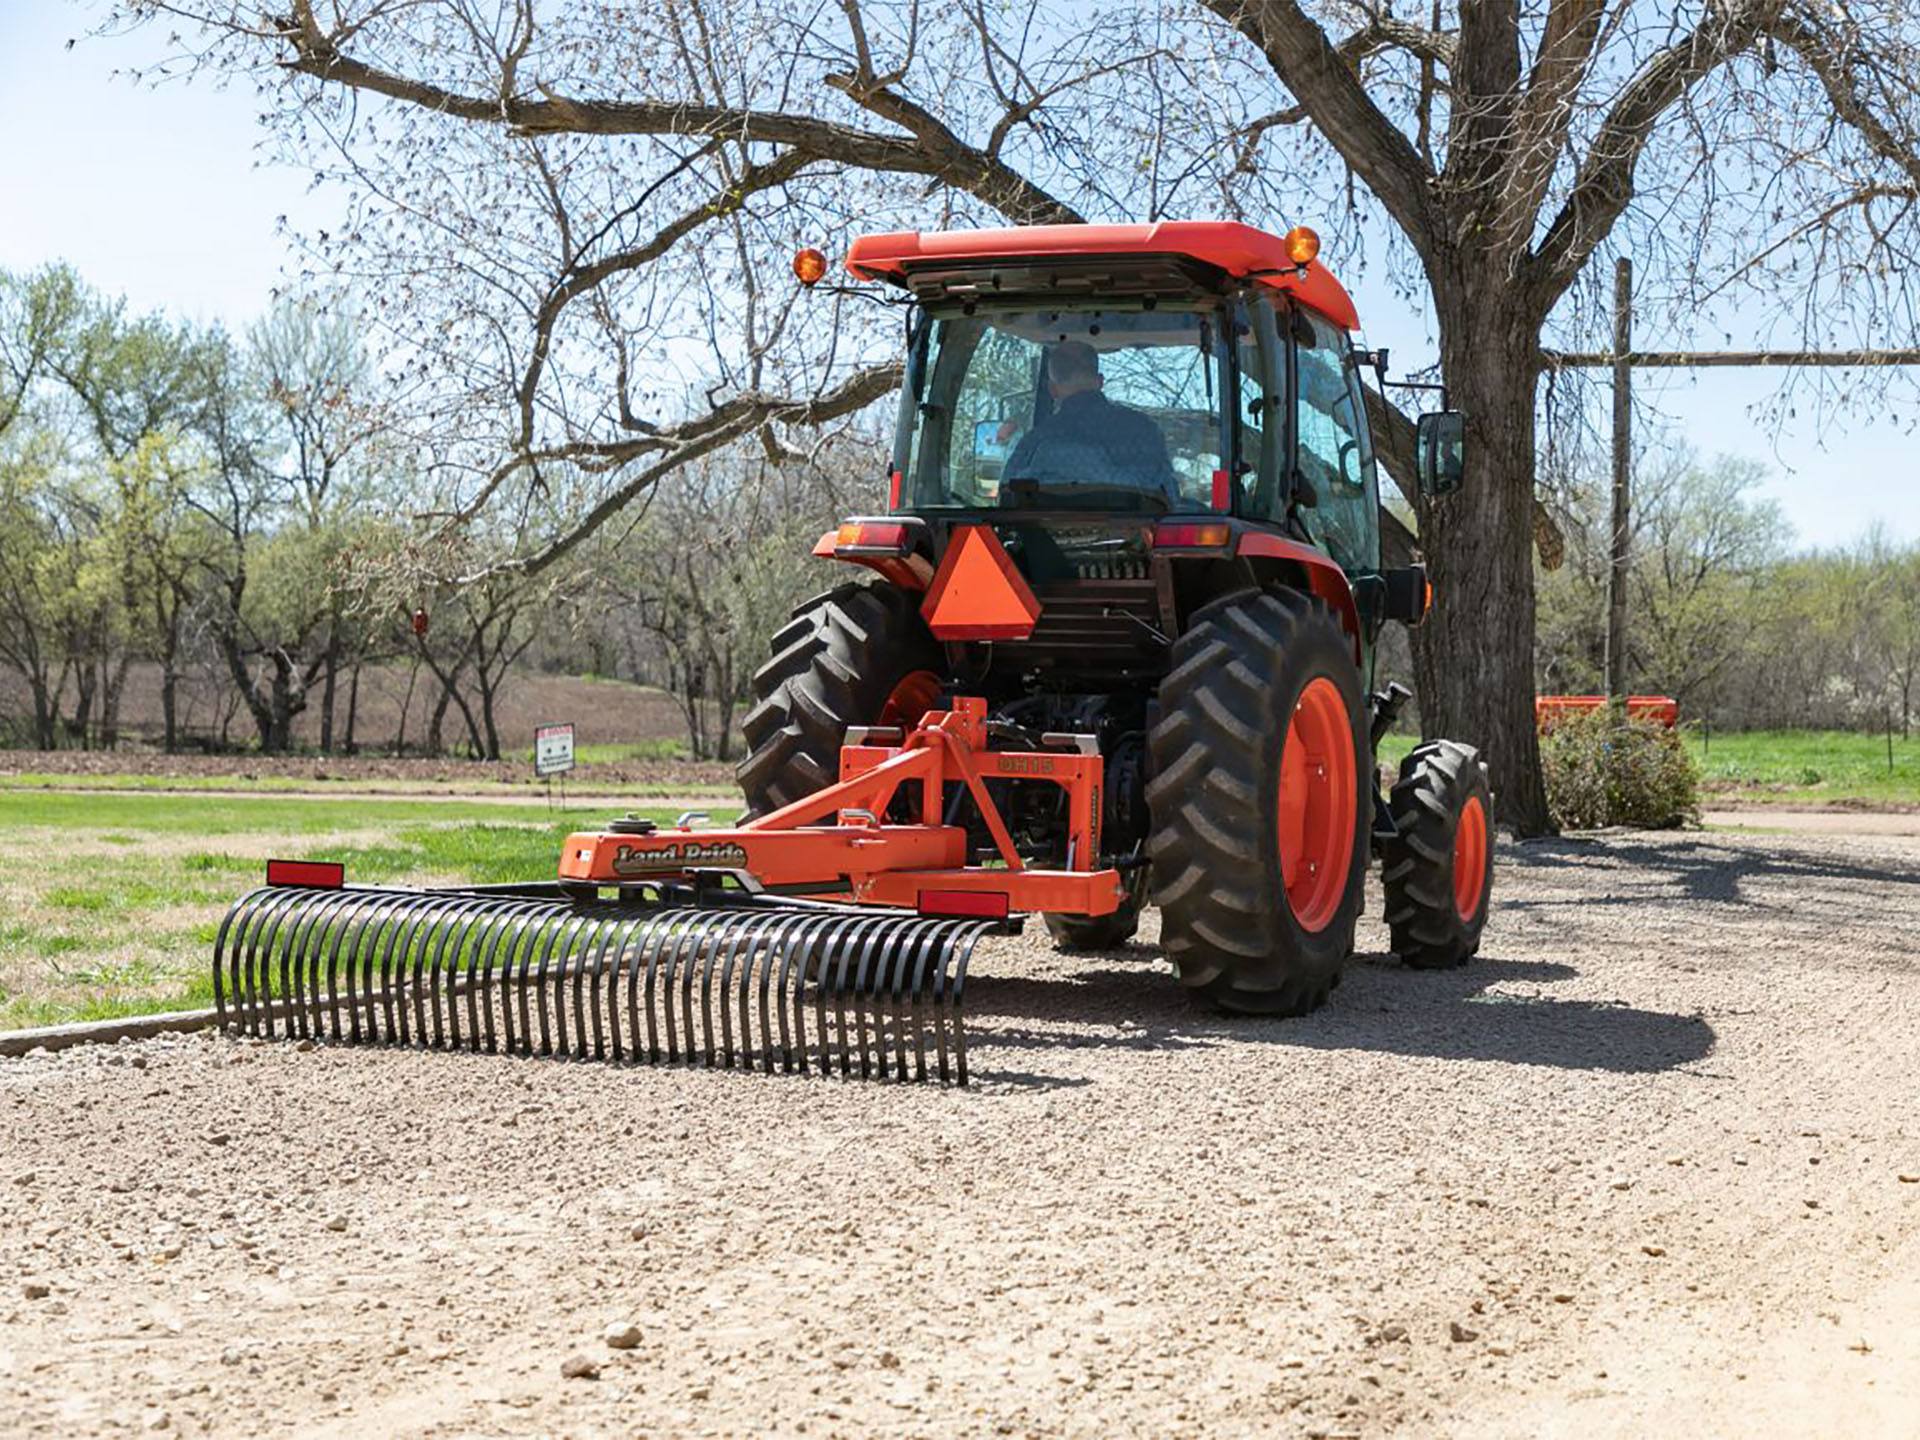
<box><xmin>920</xmin><ymin>524</ymin><xmax>1043</xmax><ymax>641</ymax></box>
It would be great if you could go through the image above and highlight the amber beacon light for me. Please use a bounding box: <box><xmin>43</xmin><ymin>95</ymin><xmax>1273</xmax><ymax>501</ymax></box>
<box><xmin>792</xmin><ymin>246</ymin><xmax>829</xmax><ymax>286</ymax></box>
<box><xmin>1283</xmin><ymin>226</ymin><xmax>1320</xmax><ymax>265</ymax></box>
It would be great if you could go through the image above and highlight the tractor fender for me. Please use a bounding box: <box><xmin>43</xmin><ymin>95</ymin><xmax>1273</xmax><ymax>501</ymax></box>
<box><xmin>1233</xmin><ymin>533</ymin><xmax>1363</xmax><ymax>662</ymax></box>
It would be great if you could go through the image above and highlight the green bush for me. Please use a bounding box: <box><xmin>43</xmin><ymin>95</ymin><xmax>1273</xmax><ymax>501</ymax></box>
<box><xmin>1540</xmin><ymin>708</ymin><xmax>1701</xmax><ymax>830</ymax></box>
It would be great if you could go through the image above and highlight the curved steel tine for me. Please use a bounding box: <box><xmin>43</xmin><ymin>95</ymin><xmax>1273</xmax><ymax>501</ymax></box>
<box><xmin>848</xmin><ymin>914</ymin><xmax>903</xmax><ymax>1081</ymax></box>
<box><xmin>317</xmin><ymin>895</ymin><xmax>359</xmax><ymax>1040</ymax></box>
<box><xmin>762</xmin><ymin>913</ymin><xmax>817</xmax><ymax>1074</ymax></box>
<box><xmin>375</xmin><ymin>894</ymin><xmax>455</xmax><ymax>1045</ymax></box>
<box><xmin>906</xmin><ymin>921</ymin><xmax>958</xmax><ymax>1082</ymax></box>
<box><xmin>582</xmin><ymin>915</ymin><xmax>617</xmax><ymax>1061</ymax></box>
<box><xmin>416</xmin><ymin>893</ymin><xmax>479</xmax><ymax>1046</ymax></box>
<box><xmin>345</xmin><ymin>894</ymin><xmax>407</xmax><ymax>1042</ymax></box>
<box><xmin>876</xmin><ymin>918</ymin><xmax>940</xmax><ymax>1083</ymax></box>
<box><xmin>426</xmin><ymin>896</ymin><xmax>513</xmax><ymax>1049</ymax></box>
<box><xmin>831</xmin><ymin>915</ymin><xmax>884</xmax><ymax>1078</ymax></box>
<box><xmin>890</xmin><ymin>920</ymin><xmax>947</xmax><ymax>1082</ymax></box>
<box><xmin>766</xmin><ymin>913</ymin><xmax>827</xmax><ymax>1075</ymax></box>
<box><xmin>629</xmin><ymin>915</ymin><xmax>676</xmax><ymax>1065</ymax></box>
<box><xmin>605</xmin><ymin>915</ymin><xmax>650</xmax><ymax>1063</ymax></box>
<box><xmin>526</xmin><ymin>910</ymin><xmax>572</xmax><ymax>1058</ymax></box>
<box><xmin>945</xmin><ymin>922</ymin><xmax>990</xmax><ymax>1087</ymax></box>
<box><xmin>255</xmin><ymin>890</ymin><xmax>318</xmax><ymax>1036</ymax></box>
<box><xmin>659</xmin><ymin>912</ymin><xmax>708</xmax><ymax>1065</ymax></box>
<box><xmin>817</xmin><ymin>914</ymin><xmax>881</xmax><ymax>1078</ymax></box>
<box><xmin>714</xmin><ymin>914</ymin><xmax>761</xmax><ymax>1070</ymax></box>
<box><xmin>680</xmin><ymin>911</ymin><xmax>730</xmax><ymax>1068</ymax></box>
<box><xmin>235</xmin><ymin>889</ymin><xmax>305</xmax><ymax>1035</ymax></box>
<box><xmin>771</xmin><ymin>915</ymin><xmax>822</xmax><ymax>1075</ymax></box>
<box><xmin>531</xmin><ymin>907</ymin><xmax>587</xmax><ymax>1058</ymax></box>
<box><xmin>572</xmin><ymin>915</ymin><xmax>606</xmax><ymax>1060</ymax></box>
<box><xmin>208</xmin><ymin>890</ymin><xmax>263</xmax><ymax>1031</ymax></box>
<box><xmin>698</xmin><ymin>913</ymin><xmax>750</xmax><ymax>1068</ymax></box>
<box><xmin>741</xmin><ymin>912</ymin><xmax>806</xmax><ymax>1072</ymax></box>
<box><xmin>283</xmin><ymin>890</ymin><xmax>358</xmax><ymax>1041</ymax></box>
<box><xmin>471</xmin><ymin>902</ymin><xmax>538</xmax><ymax>1053</ymax></box>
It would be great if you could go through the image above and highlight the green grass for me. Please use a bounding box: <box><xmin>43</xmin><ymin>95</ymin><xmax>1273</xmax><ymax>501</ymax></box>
<box><xmin>1378</xmin><ymin>725</ymin><xmax>1919</xmax><ymax>807</ymax></box>
<box><xmin>0</xmin><ymin>792</ymin><xmax>679</xmax><ymax>1031</ymax></box>
<box><xmin>0</xmin><ymin>768</ymin><xmax>733</xmax><ymax>797</ymax></box>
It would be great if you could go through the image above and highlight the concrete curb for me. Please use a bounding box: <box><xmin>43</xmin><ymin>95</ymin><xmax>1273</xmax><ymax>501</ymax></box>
<box><xmin>0</xmin><ymin>1009</ymin><xmax>221</xmax><ymax>1057</ymax></box>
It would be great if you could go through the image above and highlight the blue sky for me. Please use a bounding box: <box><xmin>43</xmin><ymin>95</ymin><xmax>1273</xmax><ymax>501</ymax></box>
<box><xmin>3</xmin><ymin>1</ymin><xmax>1914</xmax><ymax>547</ymax></box>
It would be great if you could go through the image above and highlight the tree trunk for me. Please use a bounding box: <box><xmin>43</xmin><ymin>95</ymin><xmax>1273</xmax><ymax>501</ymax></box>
<box><xmin>344</xmin><ymin>662</ymin><xmax>362</xmax><ymax>754</ymax></box>
<box><xmin>30</xmin><ymin>677</ymin><xmax>55</xmax><ymax>750</ymax></box>
<box><xmin>160</xmin><ymin>663</ymin><xmax>179</xmax><ymax>754</ymax></box>
<box><xmin>1411</xmin><ymin>297</ymin><xmax>1553</xmax><ymax>835</ymax></box>
<box><xmin>319</xmin><ymin>642</ymin><xmax>338</xmax><ymax>753</ymax></box>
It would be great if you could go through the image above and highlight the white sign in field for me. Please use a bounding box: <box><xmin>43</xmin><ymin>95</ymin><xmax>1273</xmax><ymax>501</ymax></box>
<box><xmin>534</xmin><ymin>722</ymin><xmax>576</xmax><ymax>777</ymax></box>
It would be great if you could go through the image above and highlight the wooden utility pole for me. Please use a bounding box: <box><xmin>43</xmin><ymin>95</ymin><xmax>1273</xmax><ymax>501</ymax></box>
<box><xmin>1544</xmin><ymin>270</ymin><xmax>1920</xmax><ymax>719</ymax></box>
<box><xmin>1606</xmin><ymin>257</ymin><xmax>1632</xmax><ymax>709</ymax></box>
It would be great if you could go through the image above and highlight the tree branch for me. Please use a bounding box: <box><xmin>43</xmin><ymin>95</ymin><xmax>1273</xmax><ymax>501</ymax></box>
<box><xmin>1529</xmin><ymin>1</ymin><xmax>1771</xmax><ymax>308</ymax></box>
<box><xmin>1201</xmin><ymin>0</ymin><xmax>1443</xmax><ymax>254</ymax></box>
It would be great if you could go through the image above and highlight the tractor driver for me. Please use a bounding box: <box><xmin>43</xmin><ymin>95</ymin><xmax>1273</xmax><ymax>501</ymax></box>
<box><xmin>1002</xmin><ymin>341</ymin><xmax>1177</xmax><ymax>502</ymax></box>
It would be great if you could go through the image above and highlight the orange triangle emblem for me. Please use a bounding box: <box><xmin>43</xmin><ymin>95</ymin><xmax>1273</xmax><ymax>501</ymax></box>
<box><xmin>921</xmin><ymin>524</ymin><xmax>1042</xmax><ymax>641</ymax></box>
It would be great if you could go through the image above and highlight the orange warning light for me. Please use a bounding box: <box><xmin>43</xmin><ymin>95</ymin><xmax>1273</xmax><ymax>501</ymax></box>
<box><xmin>1284</xmin><ymin>226</ymin><xmax>1320</xmax><ymax>265</ymax></box>
<box><xmin>793</xmin><ymin>247</ymin><xmax>829</xmax><ymax>286</ymax></box>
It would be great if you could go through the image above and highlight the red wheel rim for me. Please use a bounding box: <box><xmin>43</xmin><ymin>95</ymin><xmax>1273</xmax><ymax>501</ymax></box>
<box><xmin>1277</xmin><ymin>677</ymin><xmax>1358</xmax><ymax>933</ymax></box>
<box><xmin>1452</xmin><ymin>795</ymin><xmax>1489</xmax><ymax>920</ymax></box>
<box><xmin>879</xmin><ymin>670</ymin><xmax>943</xmax><ymax>728</ymax></box>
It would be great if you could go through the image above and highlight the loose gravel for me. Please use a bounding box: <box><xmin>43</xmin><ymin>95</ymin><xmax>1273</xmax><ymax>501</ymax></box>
<box><xmin>2</xmin><ymin>828</ymin><xmax>1918</xmax><ymax>1438</ymax></box>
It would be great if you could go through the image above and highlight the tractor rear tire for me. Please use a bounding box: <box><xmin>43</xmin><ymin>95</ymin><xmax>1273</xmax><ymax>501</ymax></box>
<box><xmin>1382</xmin><ymin>740</ymin><xmax>1494</xmax><ymax>969</ymax></box>
<box><xmin>1146</xmin><ymin>589</ymin><xmax>1369</xmax><ymax>1015</ymax></box>
<box><xmin>737</xmin><ymin>582</ymin><xmax>943</xmax><ymax>820</ymax></box>
<box><xmin>1044</xmin><ymin>868</ymin><xmax>1148</xmax><ymax>951</ymax></box>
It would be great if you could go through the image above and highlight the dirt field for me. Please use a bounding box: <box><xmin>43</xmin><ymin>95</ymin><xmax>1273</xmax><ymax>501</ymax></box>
<box><xmin>3</xmin><ymin>827</ymin><xmax>1919</xmax><ymax>1438</ymax></box>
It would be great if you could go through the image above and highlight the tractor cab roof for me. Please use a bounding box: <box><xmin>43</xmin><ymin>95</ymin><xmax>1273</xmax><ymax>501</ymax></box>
<box><xmin>846</xmin><ymin>220</ymin><xmax>1359</xmax><ymax>330</ymax></box>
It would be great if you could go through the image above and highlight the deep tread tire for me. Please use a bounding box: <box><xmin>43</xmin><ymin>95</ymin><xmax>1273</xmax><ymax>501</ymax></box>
<box><xmin>1044</xmin><ymin>869</ymin><xmax>1148</xmax><ymax>951</ymax></box>
<box><xmin>1382</xmin><ymin>740</ymin><xmax>1494</xmax><ymax>969</ymax></box>
<box><xmin>737</xmin><ymin>582</ymin><xmax>942</xmax><ymax>819</ymax></box>
<box><xmin>1145</xmin><ymin>589</ymin><xmax>1369</xmax><ymax>1015</ymax></box>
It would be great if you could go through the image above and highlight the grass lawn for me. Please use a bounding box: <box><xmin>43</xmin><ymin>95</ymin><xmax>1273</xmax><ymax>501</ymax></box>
<box><xmin>0</xmin><ymin>792</ymin><xmax>678</xmax><ymax>1032</ymax></box>
<box><xmin>0</xmin><ymin>769</ymin><xmax>736</xmax><ymax>798</ymax></box>
<box><xmin>1379</xmin><ymin>726</ymin><xmax>1919</xmax><ymax>807</ymax></box>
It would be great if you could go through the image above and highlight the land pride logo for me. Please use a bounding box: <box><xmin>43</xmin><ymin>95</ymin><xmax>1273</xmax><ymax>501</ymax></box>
<box><xmin>610</xmin><ymin>840</ymin><xmax>751</xmax><ymax>875</ymax></box>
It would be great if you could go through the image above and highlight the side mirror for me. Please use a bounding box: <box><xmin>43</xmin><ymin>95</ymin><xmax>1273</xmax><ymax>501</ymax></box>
<box><xmin>973</xmin><ymin>419</ymin><xmax>1014</xmax><ymax>462</ymax></box>
<box><xmin>1415</xmin><ymin>410</ymin><xmax>1465</xmax><ymax>496</ymax></box>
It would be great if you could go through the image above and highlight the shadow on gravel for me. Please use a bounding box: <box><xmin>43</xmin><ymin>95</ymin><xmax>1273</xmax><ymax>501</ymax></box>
<box><xmin>1508</xmin><ymin>834</ymin><xmax>1920</xmax><ymax>905</ymax></box>
<box><xmin>968</xmin><ymin>953</ymin><xmax>1715</xmax><ymax>1076</ymax></box>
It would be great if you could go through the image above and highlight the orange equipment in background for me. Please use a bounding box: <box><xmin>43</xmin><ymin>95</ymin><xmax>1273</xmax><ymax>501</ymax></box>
<box><xmin>1535</xmin><ymin>695</ymin><xmax>1679</xmax><ymax>729</ymax></box>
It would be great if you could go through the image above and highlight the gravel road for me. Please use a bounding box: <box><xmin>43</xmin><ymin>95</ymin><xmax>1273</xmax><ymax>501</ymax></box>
<box><xmin>3</xmin><ymin>828</ymin><xmax>1918</xmax><ymax>1438</ymax></box>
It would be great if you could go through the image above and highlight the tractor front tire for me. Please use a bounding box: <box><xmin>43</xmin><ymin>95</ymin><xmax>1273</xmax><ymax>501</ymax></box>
<box><xmin>1382</xmin><ymin>740</ymin><xmax>1494</xmax><ymax>969</ymax></box>
<box><xmin>1147</xmin><ymin>589</ymin><xmax>1369</xmax><ymax>1016</ymax></box>
<box><xmin>737</xmin><ymin>582</ymin><xmax>943</xmax><ymax>819</ymax></box>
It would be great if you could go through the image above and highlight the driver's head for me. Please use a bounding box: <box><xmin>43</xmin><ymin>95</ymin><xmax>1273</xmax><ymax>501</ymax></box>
<box><xmin>1046</xmin><ymin>341</ymin><xmax>1103</xmax><ymax>401</ymax></box>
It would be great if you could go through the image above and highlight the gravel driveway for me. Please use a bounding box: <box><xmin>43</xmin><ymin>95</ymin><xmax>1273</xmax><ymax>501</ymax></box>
<box><xmin>3</xmin><ymin>828</ymin><xmax>1918</xmax><ymax>1438</ymax></box>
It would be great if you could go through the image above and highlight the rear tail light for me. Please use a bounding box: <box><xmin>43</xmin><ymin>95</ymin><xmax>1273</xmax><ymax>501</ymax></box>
<box><xmin>916</xmin><ymin>889</ymin><xmax>1011</xmax><ymax>920</ymax></box>
<box><xmin>834</xmin><ymin>520</ymin><xmax>910</xmax><ymax>554</ymax></box>
<box><xmin>1153</xmin><ymin>521</ymin><xmax>1232</xmax><ymax>549</ymax></box>
<box><xmin>888</xmin><ymin>468</ymin><xmax>903</xmax><ymax>510</ymax></box>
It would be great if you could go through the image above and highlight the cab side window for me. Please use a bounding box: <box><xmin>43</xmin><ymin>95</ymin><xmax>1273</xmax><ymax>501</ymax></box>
<box><xmin>1294</xmin><ymin>310</ymin><xmax>1379</xmax><ymax>570</ymax></box>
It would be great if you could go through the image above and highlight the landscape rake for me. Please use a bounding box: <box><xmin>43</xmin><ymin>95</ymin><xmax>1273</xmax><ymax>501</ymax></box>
<box><xmin>212</xmin><ymin>881</ymin><xmax>992</xmax><ymax>1083</ymax></box>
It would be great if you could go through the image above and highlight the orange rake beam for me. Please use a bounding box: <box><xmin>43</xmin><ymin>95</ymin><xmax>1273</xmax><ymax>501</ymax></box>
<box><xmin>557</xmin><ymin>699</ymin><xmax>1126</xmax><ymax>920</ymax></box>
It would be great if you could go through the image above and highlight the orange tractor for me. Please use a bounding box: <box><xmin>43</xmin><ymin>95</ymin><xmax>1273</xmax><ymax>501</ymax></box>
<box><xmin>211</xmin><ymin>221</ymin><xmax>1492</xmax><ymax>1083</ymax></box>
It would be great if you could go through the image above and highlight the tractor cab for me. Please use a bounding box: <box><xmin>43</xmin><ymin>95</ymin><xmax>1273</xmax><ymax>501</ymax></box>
<box><xmin>866</xmin><ymin>223</ymin><xmax>1384</xmax><ymax>585</ymax></box>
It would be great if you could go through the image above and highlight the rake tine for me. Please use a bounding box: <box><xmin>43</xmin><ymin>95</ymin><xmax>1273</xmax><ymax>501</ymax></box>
<box><xmin>890</xmin><ymin>921</ymin><xmax>944</xmax><ymax>1082</ymax></box>
<box><xmin>946</xmin><ymin>922</ymin><xmax>989</xmax><ymax>1087</ymax></box>
<box><xmin>571</xmin><ymin>916</ymin><xmax>604</xmax><ymax>1059</ymax></box>
<box><xmin>698</xmin><ymin>913</ymin><xmax>749</xmax><ymax>1068</ymax></box>
<box><xmin>679</xmin><ymin>912</ymin><xmax>726</xmax><ymax>1068</ymax></box>
<box><xmin>661</xmin><ymin>913</ymin><xmax>710</xmax><ymax>1065</ymax></box>
<box><xmin>714</xmin><ymin>914</ymin><xmax>760</xmax><ymax>1069</ymax></box>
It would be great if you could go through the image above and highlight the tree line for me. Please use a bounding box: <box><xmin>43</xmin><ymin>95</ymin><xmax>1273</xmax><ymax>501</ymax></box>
<box><xmin>0</xmin><ymin>263</ymin><xmax>866</xmax><ymax>759</ymax></box>
<box><xmin>1534</xmin><ymin>449</ymin><xmax>1920</xmax><ymax>737</ymax></box>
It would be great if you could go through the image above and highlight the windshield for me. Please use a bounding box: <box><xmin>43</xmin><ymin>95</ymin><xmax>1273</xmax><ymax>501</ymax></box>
<box><xmin>897</xmin><ymin>304</ymin><xmax>1229</xmax><ymax>513</ymax></box>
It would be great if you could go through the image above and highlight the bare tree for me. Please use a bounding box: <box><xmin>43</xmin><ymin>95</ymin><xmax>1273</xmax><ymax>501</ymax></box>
<box><xmin>104</xmin><ymin>0</ymin><xmax>1920</xmax><ymax>827</ymax></box>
